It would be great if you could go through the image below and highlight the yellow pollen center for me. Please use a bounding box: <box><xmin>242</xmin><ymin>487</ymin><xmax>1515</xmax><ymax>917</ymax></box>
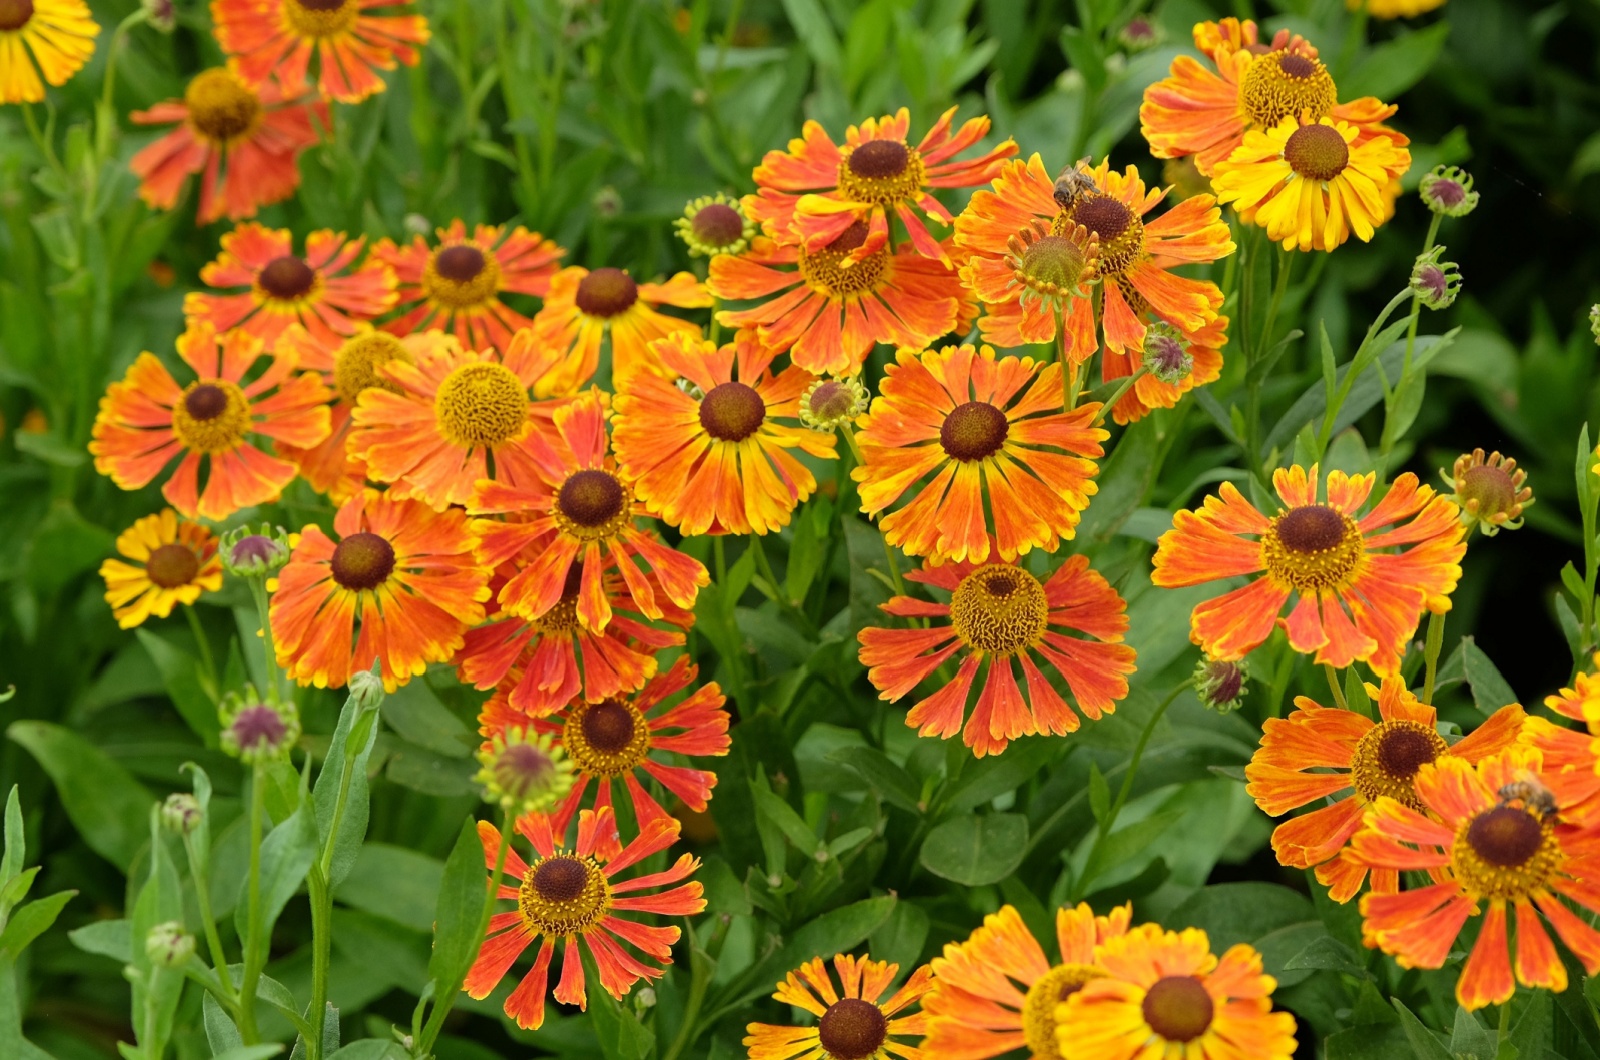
<box><xmin>422</xmin><ymin>244</ymin><xmax>502</xmax><ymax>310</ymax></box>
<box><xmin>173</xmin><ymin>380</ymin><xmax>251</xmax><ymax>454</ymax></box>
<box><xmin>816</xmin><ymin>997</ymin><xmax>889</xmax><ymax>1060</ymax></box>
<box><xmin>562</xmin><ymin>699</ymin><xmax>650</xmax><ymax>778</ymax></box>
<box><xmin>1061</xmin><ymin>194</ymin><xmax>1144</xmax><ymax>277</ymax></box>
<box><xmin>798</xmin><ymin>221</ymin><xmax>888</xmax><ymax>298</ymax></box>
<box><xmin>1016</xmin><ymin>233</ymin><xmax>1092</xmax><ymax>295</ymax></box>
<box><xmin>517</xmin><ymin>853</ymin><xmax>611</xmax><ymax>936</ymax></box>
<box><xmin>837</xmin><ymin>138</ymin><xmax>926</xmax><ymax>207</ymax></box>
<box><xmin>284</xmin><ymin>0</ymin><xmax>358</xmax><ymax>37</ymax></box>
<box><xmin>1260</xmin><ymin>504</ymin><xmax>1363</xmax><ymax>593</ymax></box>
<box><xmin>434</xmin><ymin>362</ymin><xmax>528</xmax><ymax>449</ymax></box>
<box><xmin>1284</xmin><ymin>124</ymin><xmax>1350</xmax><ymax>182</ymax></box>
<box><xmin>146</xmin><ymin>543</ymin><xmax>201</xmax><ymax>589</ymax></box>
<box><xmin>184</xmin><ymin>69</ymin><xmax>264</xmax><ymax>144</ymax></box>
<box><xmin>1142</xmin><ymin>976</ymin><xmax>1215</xmax><ymax>1043</ymax></box>
<box><xmin>334</xmin><ymin>332</ymin><xmax>411</xmax><ymax>403</ymax></box>
<box><xmin>526</xmin><ymin>567</ymin><xmax>584</xmax><ymax>631</ymax></box>
<box><xmin>1023</xmin><ymin>963</ymin><xmax>1103</xmax><ymax>1059</ymax></box>
<box><xmin>949</xmin><ymin>565</ymin><xmax>1049</xmax><ymax>656</ymax></box>
<box><xmin>1240</xmin><ymin>50</ymin><xmax>1336</xmax><ymax>129</ymax></box>
<box><xmin>1350</xmin><ymin>721</ymin><xmax>1447</xmax><ymax>811</ymax></box>
<box><xmin>1452</xmin><ymin>805</ymin><xmax>1559</xmax><ymax>902</ymax></box>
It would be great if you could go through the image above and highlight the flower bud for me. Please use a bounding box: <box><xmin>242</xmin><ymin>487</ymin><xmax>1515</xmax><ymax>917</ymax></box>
<box><xmin>798</xmin><ymin>376</ymin><xmax>869</xmax><ymax>432</ymax></box>
<box><xmin>592</xmin><ymin>186</ymin><xmax>623</xmax><ymax>219</ymax></box>
<box><xmin>1590</xmin><ymin>305</ymin><xmax>1600</xmax><ymax>347</ymax></box>
<box><xmin>220</xmin><ymin>525</ymin><xmax>290</xmax><ymax>578</ymax></box>
<box><xmin>1118</xmin><ymin>16</ymin><xmax>1160</xmax><ymax>51</ymax></box>
<box><xmin>475</xmin><ymin>727</ymin><xmax>575</xmax><ymax>817</ymax></box>
<box><xmin>1443</xmin><ymin>448</ymin><xmax>1532</xmax><ymax>536</ymax></box>
<box><xmin>347</xmin><ymin>667</ymin><xmax>386</xmax><ymax>712</ymax></box>
<box><xmin>1141</xmin><ymin>322</ymin><xmax>1193</xmax><ymax>385</ymax></box>
<box><xmin>675</xmin><ymin>194</ymin><xmax>756</xmax><ymax>258</ymax></box>
<box><xmin>1409</xmin><ymin>246</ymin><xmax>1461</xmax><ymax>310</ymax></box>
<box><xmin>142</xmin><ymin>0</ymin><xmax>176</xmax><ymax>32</ymax></box>
<box><xmin>144</xmin><ymin>922</ymin><xmax>195</xmax><ymax>968</ymax></box>
<box><xmin>1418</xmin><ymin>166</ymin><xmax>1479</xmax><ymax>218</ymax></box>
<box><xmin>219</xmin><ymin>692</ymin><xmax>300</xmax><ymax>763</ymax></box>
<box><xmin>1194</xmin><ymin>657</ymin><xmax>1247</xmax><ymax>713</ymax></box>
<box><xmin>161</xmin><ymin>793</ymin><xmax>203</xmax><ymax>836</ymax></box>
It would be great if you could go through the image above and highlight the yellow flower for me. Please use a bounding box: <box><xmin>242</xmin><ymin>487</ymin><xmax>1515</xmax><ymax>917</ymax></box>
<box><xmin>1356</xmin><ymin>0</ymin><xmax>1448</xmax><ymax>19</ymax></box>
<box><xmin>99</xmin><ymin>510</ymin><xmax>223</xmax><ymax>629</ymax></box>
<box><xmin>0</xmin><ymin>0</ymin><xmax>98</xmax><ymax>104</ymax></box>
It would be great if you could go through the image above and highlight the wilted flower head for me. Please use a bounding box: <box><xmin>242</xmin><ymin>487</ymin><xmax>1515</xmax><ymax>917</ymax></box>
<box><xmin>144</xmin><ymin>922</ymin><xmax>195</xmax><ymax>968</ymax></box>
<box><xmin>161</xmin><ymin>793</ymin><xmax>203</xmax><ymax>836</ymax></box>
<box><xmin>1443</xmin><ymin>449</ymin><xmax>1532</xmax><ymax>536</ymax></box>
<box><xmin>1409</xmin><ymin>246</ymin><xmax>1461</xmax><ymax>310</ymax></box>
<box><xmin>799</xmin><ymin>375</ymin><xmax>869</xmax><ymax>432</ymax></box>
<box><xmin>1141</xmin><ymin>322</ymin><xmax>1193</xmax><ymax>385</ymax></box>
<box><xmin>1194</xmin><ymin>656</ymin><xmax>1247</xmax><ymax>713</ymax></box>
<box><xmin>1419</xmin><ymin>166</ymin><xmax>1479</xmax><ymax>218</ymax></box>
<box><xmin>219</xmin><ymin>692</ymin><xmax>300</xmax><ymax>763</ymax></box>
<box><xmin>475</xmin><ymin>727</ymin><xmax>574</xmax><ymax>816</ymax></box>
<box><xmin>675</xmin><ymin>193</ymin><xmax>756</xmax><ymax>258</ymax></box>
<box><xmin>220</xmin><ymin>525</ymin><xmax>290</xmax><ymax>578</ymax></box>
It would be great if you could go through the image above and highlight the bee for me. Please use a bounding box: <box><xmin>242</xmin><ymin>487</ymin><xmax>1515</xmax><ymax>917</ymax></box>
<box><xmin>1052</xmin><ymin>158</ymin><xmax>1097</xmax><ymax>212</ymax></box>
<box><xmin>1497</xmin><ymin>774</ymin><xmax>1557</xmax><ymax>821</ymax></box>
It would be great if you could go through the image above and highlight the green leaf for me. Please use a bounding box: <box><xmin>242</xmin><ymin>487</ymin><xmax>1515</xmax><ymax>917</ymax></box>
<box><xmin>1163</xmin><ymin>883</ymin><xmax>1315</xmax><ymax>953</ymax></box>
<box><xmin>385</xmin><ymin>743</ymin><xmax>476</xmax><ymax>796</ymax></box>
<box><xmin>919</xmin><ymin>813</ymin><xmax>1028</xmax><ymax>886</ymax></box>
<box><xmin>942</xmin><ymin>738</ymin><xmax>1057</xmax><ymax>813</ymax></box>
<box><xmin>203</xmin><ymin>991</ymin><xmax>243</xmax><ymax>1055</ymax></box>
<box><xmin>336</xmin><ymin>844</ymin><xmax>443</xmax><ymax>933</ymax></box>
<box><xmin>1449</xmin><ymin>1005</ymin><xmax>1498</xmax><ymax>1060</ymax></box>
<box><xmin>7</xmin><ymin>721</ymin><xmax>153</xmax><ymax>870</ymax></box>
<box><xmin>1284</xmin><ymin>935</ymin><xmax>1366</xmax><ymax>977</ymax></box>
<box><xmin>426</xmin><ymin>818</ymin><xmax>488</xmax><ymax>1002</ymax></box>
<box><xmin>588</xmin><ymin>959</ymin><xmax>656</xmax><ymax>1060</ymax></box>
<box><xmin>380</xmin><ymin>678</ymin><xmax>471</xmax><ymax>759</ymax></box>
<box><xmin>136</xmin><ymin>630</ymin><xmax>221</xmax><ymax>747</ymax></box>
<box><xmin>1087</xmin><ymin>763</ymin><xmax>1110</xmax><ymax>823</ymax></box>
<box><xmin>0</xmin><ymin>890</ymin><xmax>74</xmax><ymax>960</ymax></box>
<box><xmin>827</xmin><ymin>747</ymin><xmax>921</xmax><ymax>813</ymax></box>
<box><xmin>1</xmin><ymin>787</ymin><xmax>22</xmax><ymax>888</ymax></box>
<box><xmin>209</xmin><ymin>1048</ymin><xmax>284</xmax><ymax>1060</ymax></box>
<box><xmin>732</xmin><ymin>896</ymin><xmax>897</xmax><ymax>1009</ymax></box>
<box><xmin>1343</xmin><ymin>23</ymin><xmax>1450</xmax><ymax>101</ymax></box>
<box><xmin>314</xmin><ymin>690</ymin><xmax>382</xmax><ymax>887</ymax></box>
<box><xmin>779</xmin><ymin>0</ymin><xmax>841</xmax><ymax>69</ymax></box>
<box><xmin>1391</xmin><ymin>998</ymin><xmax>1454</xmax><ymax>1060</ymax></box>
<box><xmin>236</xmin><ymin>802</ymin><xmax>317</xmax><ymax>942</ymax></box>
<box><xmin>68</xmin><ymin>918</ymin><xmax>131</xmax><ymax>963</ymax></box>
<box><xmin>868</xmin><ymin>899</ymin><xmax>929</xmax><ymax>974</ymax></box>
<box><xmin>324</xmin><ymin>1043</ymin><xmax>405</xmax><ymax>1060</ymax></box>
<box><xmin>752</xmin><ymin>785</ymin><xmax>820</xmax><ymax>855</ymax></box>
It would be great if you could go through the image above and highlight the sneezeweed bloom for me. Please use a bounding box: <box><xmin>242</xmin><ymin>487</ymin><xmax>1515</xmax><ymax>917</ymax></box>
<box><xmin>130</xmin><ymin>70</ymin><xmax>325</xmax><ymax>225</ymax></box>
<box><xmin>611</xmin><ymin>333</ymin><xmax>835</xmax><ymax>536</ymax></box>
<box><xmin>475</xmin><ymin>727</ymin><xmax>573</xmax><ymax>817</ymax></box>
<box><xmin>859</xmin><ymin>553</ymin><xmax>1136</xmax><ymax>757</ymax></box>
<box><xmin>270</xmin><ymin>489</ymin><xmax>490</xmax><ymax>691</ymax></box>
<box><xmin>184</xmin><ymin>224</ymin><xmax>396</xmax><ymax>348</ymax></box>
<box><xmin>709</xmin><ymin>226</ymin><xmax>971</xmax><ymax>377</ymax></box>
<box><xmin>1361</xmin><ymin>0</ymin><xmax>1448</xmax><ymax>18</ymax></box>
<box><xmin>90</xmin><ymin>322</ymin><xmax>333</xmax><ymax>520</ymax></box>
<box><xmin>922</xmin><ymin>903</ymin><xmax>1130</xmax><ymax>1060</ymax></box>
<box><xmin>797</xmin><ymin>374</ymin><xmax>868</xmax><ymax>433</ymax></box>
<box><xmin>1420</xmin><ymin>165</ymin><xmax>1479</xmax><ymax>217</ymax></box>
<box><xmin>1409</xmin><ymin>246</ymin><xmax>1461</xmax><ymax>310</ymax></box>
<box><xmin>466</xmin><ymin>807</ymin><xmax>704</xmax><ymax>1030</ymax></box>
<box><xmin>853</xmin><ymin>345</ymin><xmax>1106</xmax><ymax>565</ymax></box>
<box><xmin>220</xmin><ymin>693</ymin><xmax>301</xmax><ymax>762</ymax></box>
<box><xmin>1057</xmin><ymin>923</ymin><xmax>1298</xmax><ymax>1060</ymax></box>
<box><xmin>745</xmin><ymin>106</ymin><xmax>1016</xmax><ymax>265</ymax></box>
<box><xmin>745</xmin><ymin>954</ymin><xmax>932</xmax><ymax>1060</ymax></box>
<box><xmin>0</xmin><ymin>0</ymin><xmax>97</xmax><ymax>104</ymax></box>
<box><xmin>1212</xmin><ymin>116</ymin><xmax>1412</xmax><ymax>252</ymax></box>
<box><xmin>530</xmin><ymin>266</ymin><xmax>711</xmax><ymax>396</ymax></box>
<box><xmin>1193</xmin><ymin>656</ymin><xmax>1247</xmax><ymax>713</ymax></box>
<box><xmin>99</xmin><ymin>510</ymin><xmax>223</xmax><ymax>630</ymax></box>
<box><xmin>1245</xmin><ymin>676</ymin><xmax>1525</xmax><ymax>902</ymax></box>
<box><xmin>674</xmin><ymin>194</ymin><xmax>756</xmax><ymax>258</ymax></box>
<box><xmin>1351</xmin><ymin>748</ymin><xmax>1600</xmax><ymax>1011</ymax></box>
<box><xmin>1522</xmin><ymin>662</ymin><xmax>1600</xmax><ymax>820</ymax></box>
<box><xmin>211</xmin><ymin>0</ymin><xmax>430</xmax><ymax>104</ymax></box>
<box><xmin>1151</xmin><ymin>465</ymin><xmax>1467</xmax><ymax>676</ymax></box>
<box><xmin>1443</xmin><ymin>448</ymin><xmax>1532</xmax><ymax>536</ymax></box>
<box><xmin>220</xmin><ymin>524</ymin><xmax>291</xmax><ymax>577</ymax></box>
<box><xmin>374</xmin><ymin>221</ymin><xmax>566</xmax><ymax>353</ymax></box>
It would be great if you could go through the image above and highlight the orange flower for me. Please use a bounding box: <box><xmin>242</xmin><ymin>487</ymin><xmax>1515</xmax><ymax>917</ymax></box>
<box><xmin>211</xmin><ymin>0</ymin><xmax>429</xmax><ymax>104</ymax></box>
<box><xmin>130</xmin><ymin>70</ymin><xmax>325</xmax><ymax>225</ymax></box>
<box><xmin>1151</xmin><ymin>465</ymin><xmax>1465</xmax><ymax>675</ymax></box>
<box><xmin>922</xmin><ymin>903</ymin><xmax>1130</xmax><ymax>1060</ymax></box>
<box><xmin>1103</xmin><ymin>314</ymin><xmax>1229</xmax><ymax>426</ymax></box>
<box><xmin>611</xmin><ymin>332</ymin><xmax>835</xmax><ymax>536</ymax></box>
<box><xmin>373</xmin><ymin>221</ymin><xmax>566</xmax><ymax>354</ymax></box>
<box><xmin>347</xmin><ymin>328</ymin><xmax>563</xmax><ymax>510</ymax></box>
<box><xmin>99</xmin><ymin>510</ymin><xmax>223</xmax><ymax>630</ymax></box>
<box><xmin>269</xmin><ymin>489</ymin><xmax>489</xmax><ymax>691</ymax></box>
<box><xmin>709</xmin><ymin>227</ymin><xmax>971</xmax><ymax>377</ymax></box>
<box><xmin>745</xmin><ymin>953</ymin><xmax>932</xmax><ymax>1060</ymax></box>
<box><xmin>468</xmin><ymin>391</ymin><xmax>709</xmax><ymax>633</ymax></box>
<box><xmin>90</xmin><ymin>322</ymin><xmax>331</xmax><ymax>520</ymax></box>
<box><xmin>745</xmin><ymin>106</ymin><xmax>1016</xmax><ymax>265</ymax></box>
<box><xmin>1245</xmin><ymin>675</ymin><xmax>1525</xmax><ymax>902</ymax></box>
<box><xmin>853</xmin><ymin>345</ymin><xmax>1105</xmax><ymax>565</ymax></box>
<box><xmin>1351</xmin><ymin>748</ymin><xmax>1600</xmax><ymax>1011</ymax></box>
<box><xmin>185</xmin><ymin>223</ymin><xmax>396</xmax><ymax>348</ymax></box>
<box><xmin>1139</xmin><ymin>18</ymin><xmax>1407</xmax><ymax>176</ymax></box>
<box><xmin>271</xmin><ymin>324</ymin><xmax>458</xmax><ymax>502</ymax></box>
<box><xmin>529</xmin><ymin>266</ymin><xmax>710</xmax><ymax>396</ymax></box>
<box><xmin>1057</xmin><ymin>923</ymin><xmax>1297</xmax><ymax>1060</ymax></box>
<box><xmin>466</xmin><ymin>806</ymin><xmax>703</xmax><ymax>1030</ymax></box>
<box><xmin>859</xmin><ymin>553</ymin><xmax>1135</xmax><ymax>758</ymax></box>
<box><xmin>1519</xmin><ymin>661</ymin><xmax>1600</xmax><ymax>821</ymax></box>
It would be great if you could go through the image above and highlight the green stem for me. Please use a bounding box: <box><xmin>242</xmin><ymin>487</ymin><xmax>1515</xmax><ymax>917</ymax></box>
<box><xmin>1324</xmin><ymin>664</ymin><xmax>1349</xmax><ymax>712</ymax></box>
<box><xmin>237</xmin><ymin>762</ymin><xmax>266</xmax><ymax>1043</ymax></box>
<box><xmin>1315</xmin><ymin>289</ymin><xmax>1415</xmax><ymax>457</ymax></box>
<box><xmin>660</xmin><ymin>916</ymin><xmax>731</xmax><ymax>1060</ymax></box>
<box><xmin>1376</xmin><ymin>213</ymin><xmax>1443</xmax><ymax>478</ymax></box>
<box><xmin>306</xmin><ymin>867</ymin><xmax>332</xmax><ymax>1060</ymax></box>
<box><xmin>184</xmin><ymin>605</ymin><xmax>219</xmax><ymax>701</ymax></box>
<box><xmin>142</xmin><ymin>966</ymin><xmax>165</xmax><ymax>1060</ymax></box>
<box><xmin>1077</xmin><ymin>682</ymin><xmax>1186</xmax><ymax>894</ymax></box>
<box><xmin>181</xmin><ymin>833</ymin><xmax>237</xmax><ymax>1008</ymax></box>
<box><xmin>1421</xmin><ymin>609</ymin><xmax>1447</xmax><ymax>705</ymax></box>
<box><xmin>247</xmin><ymin>577</ymin><xmax>284</xmax><ymax>704</ymax></box>
<box><xmin>1089</xmin><ymin>368</ymin><xmax>1148</xmax><ymax>428</ymax></box>
<box><xmin>1498</xmin><ymin>997</ymin><xmax>1512</xmax><ymax>1041</ymax></box>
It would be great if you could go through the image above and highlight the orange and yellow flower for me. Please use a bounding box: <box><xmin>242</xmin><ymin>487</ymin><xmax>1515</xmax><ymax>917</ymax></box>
<box><xmin>0</xmin><ymin>0</ymin><xmax>97</xmax><ymax>104</ymax></box>
<box><xmin>211</xmin><ymin>0</ymin><xmax>429</xmax><ymax>104</ymax></box>
<box><xmin>1520</xmin><ymin>660</ymin><xmax>1600</xmax><ymax>822</ymax></box>
<box><xmin>1212</xmin><ymin>116</ymin><xmax>1411</xmax><ymax>252</ymax></box>
<box><xmin>859</xmin><ymin>552</ymin><xmax>1135</xmax><ymax>757</ymax></box>
<box><xmin>611</xmin><ymin>333</ymin><xmax>835</xmax><ymax>536</ymax></box>
<box><xmin>99</xmin><ymin>510</ymin><xmax>223</xmax><ymax>630</ymax></box>
<box><xmin>1139</xmin><ymin>19</ymin><xmax>1406</xmax><ymax>177</ymax></box>
<box><xmin>1057</xmin><ymin>923</ymin><xmax>1297</xmax><ymax>1060</ymax></box>
<box><xmin>467</xmin><ymin>806</ymin><xmax>703</xmax><ymax>1030</ymax></box>
<box><xmin>90</xmin><ymin>322</ymin><xmax>332</xmax><ymax>521</ymax></box>
<box><xmin>922</xmin><ymin>903</ymin><xmax>1130</xmax><ymax>1060</ymax></box>
<box><xmin>185</xmin><ymin>223</ymin><xmax>396</xmax><ymax>348</ymax></box>
<box><xmin>1103</xmin><ymin>314</ymin><xmax>1229</xmax><ymax>426</ymax></box>
<box><xmin>853</xmin><ymin>345</ymin><xmax>1105</xmax><ymax>565</ymax></box>
<box><xmin>1351</xmin><ymin>748</ymin><xmax>1600</xmax><ymax>1011</ymax></box>
<box><xmin>373</xmin><ymin>221</ymin><xmax>566</xmax><ymax>354</ymax></box>
<box><xmin>1246</xmin><ymin>675</ymin><xmax>1525</xmax><ymax>902</ymax></box>
<box><xmin>468</xmin><ymin>391</ymin><xmax>709</xmax><ymax>633</ymax></box>
<box><xmin>530</xmin><ymin>266</ymin><xmax>710</xmax><ymax>396</ymax></box>
<box><xmin>745</xmin><ymin>953</ymin><xmax>932</xmax><ymax>1060</ymax></box>
<box><xmin>1151</xmin><ymin>465</ymin><xmax>1465</xmax><ymax>675</ymax></box>
<box><xmin>1362</xmin><ymin>0</ymin><xmax>1448</xmax><ymax>19</ymax></box>
<box><xmin>269</xmin><ymin>488</ymin><xmax>489</xmax><ymax>691</ymax></box>
<box><xmin>745</xmin><ymin>106</ymin><xmax>1016</xmax><ymax>266</ymax></box>
<box><xmin>709</xmin><ymin>227</ymin><xmax>971</xmax><ymax>377</ymax></box>
<box><xmin>130</xmin><ymin>70</ymin><xmax>325</xmax><ymax>225</ymax></box>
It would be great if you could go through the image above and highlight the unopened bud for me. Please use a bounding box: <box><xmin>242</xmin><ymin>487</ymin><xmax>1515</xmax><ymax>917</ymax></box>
<box><xmin>220</xmin><ymin>525</ymin><xmax>290</xmax><ymax>577</ymax></box>
<box><xmin>675</xmin><ymin>194</ymin><xmax>755</xmax><ymax>258</ymax></box>
<box><xmin>1141</xmin><ymin>323</ymin><xmax>1193</xmax><ymax>385</ymax></box>
<box><xmin>592</xmin><ymin>186</ymin><xmax>623</xmax><ymax>219</ymax></box>
<box><xmin>141</xmin><ymin>0</ymin><xmax>176</xmax><ymax>31</ymax></box>
<box><xmin>1194</xmin><ymin>657</ymin><xmax>1247</xmax><ymax>713</ymax></box>
<box><xmin>799</xmin><ymin>376</ymin><xmax>869</xmax><ymax>432</ymax></box>
<box><xmin>161</xmin><ymin>793</ymin><xmax>203</xmax><ymax>836</ymax></box>
<box><xmin>475</xmin><ymin>727</ymin><xmax>574</xmax><ymax>816</ymax></box>
<box><xmin>144</xmin><ymin>922</ymin><xmax>194</xmax><ymax>968</ymax></box>
<box><xmin>220</xmin><ymin>692</ymin><xmax>300</xmax><ymax>763</ymax></box>
<box><xmin>1118</xmin><ymin>16</ymin><xmax>1160</xmax><ymax>51</ymax></box>
<box><xmin>348</xmin><ymin>667</ymin><xmax>386</xmax><ymax>712</ymax></box>
<box><xmin>1410</xmin><ymin>247</ymin><xmax>1461</xmax><ymax>310</ymax></box>
<box><xmin>1418</xmin><ymin>166</ymin><xmax>1479</xmax><ymax>218</ymax></box>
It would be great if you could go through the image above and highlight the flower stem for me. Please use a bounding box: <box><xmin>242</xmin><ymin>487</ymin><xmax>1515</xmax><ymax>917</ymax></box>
<box><xmin>247</xmin><ymin>577</ymin><xmax>285</xmax><ymax>705</ymax></box>
<box><xmin>660</xmin><ymin>915</ymin><xmax>731</xmax><ymax>1060</ymax></box>
<box><xmin>1324</xmin><ymin>664</ymin><xmax>1350</xmax><ymax>712</ymax></box>
<box><xmin>1421</xmin><ymin>609</ymin><xmax>1447</xmax><ymax>705</ymax></box>
<box><xmin>237</xmin><ymin>761</ymin><xmax>267</xmax><ymax>1043</ymax></box>
<box><xmin>181</xmin><ymin>832</ymin><xmax>238</xmax><ymax>1009</ymax></box>
<box><xmin>306</xmin><ymin>867</ymin><xmax>332</xmax><ymax>1060</ymax></box>
<box><xmin>184</xmin><ymin>605</ymin><xmax>219</xmax><ymax>702</ymax></box>
<box><xmin>1089</xmin><ymin>368</ymin><xmax>1147</xmax><ymax>428</ymax></box>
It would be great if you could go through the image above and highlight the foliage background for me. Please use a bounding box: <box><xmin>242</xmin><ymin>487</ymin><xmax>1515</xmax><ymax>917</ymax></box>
<box><xmin>4</xmin><ymin>0</ymin><xmax>1600</xmax><ymax>1057</ymax></box>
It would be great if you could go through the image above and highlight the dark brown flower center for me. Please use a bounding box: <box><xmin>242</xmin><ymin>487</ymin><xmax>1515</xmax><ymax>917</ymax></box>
<box><xmin>1284</xmin><ymin>124</ymin><xmax>1349</xmax><ymax>182</ymax></box>
<box><xmin>532</xmin><ymin>856</ymin><xmax>589</xmax><ymax>903</ymax></box>
<box><xmin>184</xmin><ymin>384</ymin><xmax>230</xmax><ymax>422</ymax></box>
<box><xmin>1467</xmin><ymin>806</ymin><xmax>1544</xmax><ymax>869</ymax></box>
<box><xmin>1142</xmin><ymin>976</ymin><xmax>1214</xmax><ymax>1043</ymax></box>
<box><xmin>1274</xmin><ymin>505</ymin><xmax>1345</xmax><ymax>553</ymax></box>
<box><xmin>434</xmin><ymin>245</ymin><xmax>486</xmax><ymax>282</ymax></box>
<box><xmin>1429</xmin><ymin>179</ymin><xmax>1466</xmax><ymax>207</ymax></box>
<box><xmin>258</xmin><ymin>255</ymin><xmax>316</xmax><ymax>300</ymax></box>
<box><xmin>329</xmin><ymin>531</ymin><xmax>396</xmax><ymax>591</ymax></box>
<box><xmin>816</xmin><ymin>997</ymin><xmax>888</xmax><ymax>1060</ymax></box>
<box><xmin>940</xmin><ymin>401</ymin><xmax>1009</xmax><ymax>462</ymax></box>
<box><xmin>1461</xmin><ymin>465</ymin><xmax>1516</xmax><ymax>518</ymax></box>
<box><xmin>231</xmin><ymin>705</ymin><xmax>287</xmax><ymax>751</ymax></box>
<box><xmin>847</xmin><ymin>140</ymin><xmax>910</xmax><ymax>180</ymax></box>
<box><xmin>1072</xmin><ymin>196</ymin><xmax>1134</xmax><ymax>243</ymax></box>
<box><xmin>558</xmin><ymin>469</ymin><xmax>626</xmax><ymax>528</ymax></box>
<box><xmin>575</xmin><ymin>267</ymin><xmax>639</xmax><ymax>318</ymax></box>
<box><xmin>1376</xmin><ymin>727</ymin><xmax>1440</xmax><ymax>781</ymax></box>
<box><xmin>0</xmin><ymin>0</ymin><xmax>34</xmax><ymax>30</ymax></box>
<box><xmin>581</xmin><ymin>700</ymin><xmax>637</xmax><ymax>754</ymax></box>
<box><xmin>699</xmin><ymin>381</ymin><xmax>766</xmax><ymax>442</ymax></box>
<box><xmin>146</xmin><ymin>543</ymin><xmax>201</xmax><ymax>588</ymax></box>
<box><xmin>828</xmin><ymin>220</ymin><xmax>871</xmax><ymax>255</ymax></box>
<box><xmin>297</xmin><ymin>0</ymin><xmax>347</xmax><ymax>7</ymax></box>
<box><xmin>691</xmin><ymin>204</ymin><xmax>745</xmax><ymax>247</ymax></box>
<box><xmin>1277</xmin><ymin>53</ymin><xmax>1316</xmax><ymax>78</ymax></box>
